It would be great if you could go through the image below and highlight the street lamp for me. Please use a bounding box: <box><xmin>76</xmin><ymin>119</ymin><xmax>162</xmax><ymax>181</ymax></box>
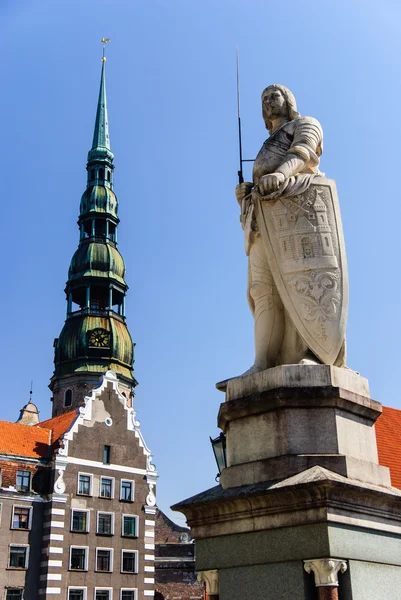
<box><xmin>210</xmin><ymin>432</ymin><xmax>227</xmax><ymax>479</ymax></box>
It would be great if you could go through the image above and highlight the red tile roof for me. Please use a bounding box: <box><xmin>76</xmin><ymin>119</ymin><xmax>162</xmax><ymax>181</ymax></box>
<box><xmin>0</xmin><ymin>411</ymin><xmax>77</xmax><ymax>460</ymax></box>
<box><xmin>38</xmin><ymin>411</ymin><xmax>78</xmax><ymax>450</ymax></box>
<box><xmin>375</xmin><ymin>406</ymin><xmax>401</xmax><ymax>490</ymax></box>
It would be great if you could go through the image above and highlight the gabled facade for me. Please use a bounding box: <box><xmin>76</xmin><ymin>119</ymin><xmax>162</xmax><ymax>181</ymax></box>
<box><xmin>0</xmin><ymin>371</ymin><xmax>157</xmax><ymax>600</ymax></box>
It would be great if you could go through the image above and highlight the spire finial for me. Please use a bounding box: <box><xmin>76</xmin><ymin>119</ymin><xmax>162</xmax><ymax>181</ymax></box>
<box><xmin>101</xmin><ymin>37</ymin><xmax>110</xmax><ymax>63</ymax></box>
<box><xmin>29</xmin><ymin>380</ymin><xmax>33</xmax><ymax>403</ymax></box>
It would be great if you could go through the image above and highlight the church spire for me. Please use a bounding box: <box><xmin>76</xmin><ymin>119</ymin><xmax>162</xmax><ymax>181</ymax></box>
<box><xmin>90</xmin><ymin>59</ymin><xmax>111</xmax><ymax>155</ymax></box>
<box><xmin>50</xmin><ymin>43</ymin><xmax>136</xmax><ymax>417</ymax></box>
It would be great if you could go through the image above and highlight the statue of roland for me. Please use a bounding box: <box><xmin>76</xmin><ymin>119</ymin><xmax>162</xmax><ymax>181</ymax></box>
<box><xmin>236</xmin><ymin>84</ymin><xmax>347</xmax><ymax>374</ymax></box>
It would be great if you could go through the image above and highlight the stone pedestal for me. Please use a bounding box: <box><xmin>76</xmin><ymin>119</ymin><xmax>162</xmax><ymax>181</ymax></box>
<box><xmin>172</xmin><ymin>366</ymin><xmax>401</xmax><ymax>599</ymax></box>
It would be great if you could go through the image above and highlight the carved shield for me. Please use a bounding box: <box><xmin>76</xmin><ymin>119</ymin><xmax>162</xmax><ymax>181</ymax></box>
<box><xmin>255</xmin><ymin>177</ymin><xmax>348</xmax><ymax>364</ymax></box>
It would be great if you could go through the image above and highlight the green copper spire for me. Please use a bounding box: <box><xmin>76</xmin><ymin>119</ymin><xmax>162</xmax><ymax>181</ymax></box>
<box><xmin>88</xmin><ymin>58</ymin><xmax>114</xmax><ymax>163</ymax></box>
<box><xmin>92</xmin><ymin>60</ymin><xmax>110</xmax><ymax>152</ymax></box>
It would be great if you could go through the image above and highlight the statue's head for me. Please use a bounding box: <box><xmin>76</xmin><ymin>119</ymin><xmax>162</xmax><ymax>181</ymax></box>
<box><xmin>261</xmin><ymin>84</ymin><xmax>300</xmax><ymax>134</ymax></box>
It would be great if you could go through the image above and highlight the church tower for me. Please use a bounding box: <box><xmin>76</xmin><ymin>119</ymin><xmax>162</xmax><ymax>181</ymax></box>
<box><xmin>50</xmin><ymin>54</ymin><xmax>136</xmax><ymax>417</ymax></box>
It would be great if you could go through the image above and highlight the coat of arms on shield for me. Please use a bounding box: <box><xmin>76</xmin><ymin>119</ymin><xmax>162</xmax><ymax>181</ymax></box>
<box><xmin>255</xmin><ymin>177</ymin><xmax>348</xmax><ymax>365</ymax></box>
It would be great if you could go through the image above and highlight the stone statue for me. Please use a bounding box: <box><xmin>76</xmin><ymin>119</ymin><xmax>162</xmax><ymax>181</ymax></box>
<box><xmin>235</xmin><ymin>84</ymin><xmax>347</xmax><ymax>374</ymax></box>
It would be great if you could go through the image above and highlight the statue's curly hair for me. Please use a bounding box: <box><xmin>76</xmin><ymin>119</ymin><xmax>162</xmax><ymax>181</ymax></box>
<box><xmin>262</xmin><ymin>84</ymin><xmax>300</xmax><ymax>134</ymax></box>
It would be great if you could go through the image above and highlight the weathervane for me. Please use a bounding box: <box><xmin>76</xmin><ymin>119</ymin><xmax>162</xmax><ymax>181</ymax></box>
<box><xmin>101</xmin><ymin>37</ymin><xmax>111</xmax><ymax>62</ymax></box>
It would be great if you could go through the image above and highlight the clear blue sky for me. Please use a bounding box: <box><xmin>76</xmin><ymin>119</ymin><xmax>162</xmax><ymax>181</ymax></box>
<box><xmin>1</xmin><ymin>0</ymin><xmax>401</xmax><ymax>523</ymax></box>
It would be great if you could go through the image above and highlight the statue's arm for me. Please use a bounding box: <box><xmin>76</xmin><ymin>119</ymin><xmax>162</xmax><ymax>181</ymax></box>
<box><xmin>259</xmin><ymin>117</ymin><xmax>323</xmax><ymax>195</ymax></box>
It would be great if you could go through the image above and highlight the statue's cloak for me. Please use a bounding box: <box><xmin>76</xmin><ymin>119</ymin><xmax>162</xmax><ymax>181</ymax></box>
<box><xmin>254</xmin><ymin>176</ymin><xmax>348</xmax><ymax>364</ymax></box>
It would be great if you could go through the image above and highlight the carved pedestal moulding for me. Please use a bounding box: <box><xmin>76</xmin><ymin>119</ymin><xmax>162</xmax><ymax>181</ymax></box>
<box><xmin>197</xmin><ymin>570</ymin><xmax>219</xmax><ymax>598</ymax></box>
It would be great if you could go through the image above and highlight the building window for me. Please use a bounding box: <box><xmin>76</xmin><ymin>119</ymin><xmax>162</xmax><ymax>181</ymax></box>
<box><xmin>5</xmin><ymin>590</ymin><xmax>24</xmax><ymax>600</ymax></box>
<box><xmin>97</xmin><ymin>512</ymin><xmax>114</xmax><ymax>535</ymax></box>
<box><xmin>8</xmin><ymin>545</ymin><xmax>29</xmax><ymax>569</ymax></box>
<box><xmin>11</xmin><ymin>506</ymin><xmax>31</xmax><ymax>530</ymax></box>
<box><xmin>99</xmin><ymin>168</ymin><xmax>104</xmax><ymax>180</ymax></box>
<box><xmin>120</xmin><ymin>480</ymin><xmax>134</xmax><ymax>502</ymax></box>
<box><xmin>77</xmin><ymin>473</ymin><xmax>92</xmax><ymax>496</ymax></box>
<box><xmin>107</xmin><ymin>171</ymin><xmax>111</xmax><ymax>182</ymax></box>
<box><xmin>71</xmin><ymin>509</ymin><xmax>89</xmax><ymax>533</ymax></box>
<box><xmin>122</xmin><ymin>515</ymin><xmax>138</xmax><ymax>538</ymax></box>
<box><xmin>16</xmin><ymin>471</ymin><xmax>30</xmax><ymax>492</ymax></box>
<box><xmin>91</xmin><ymin>169</ymin><xmax>95</xmax><ymax>180</ymax></box>
<box><xmin>100</xmin><ymin>476</ymin><xmax>114</xmax><ymax>498</ymax></box>
<box><xmin>64</xmin><ymin>389</ymin><xmax>72</xmax><ymax>407</ymax></box>
<box><xmin>121</xmin><ymin>550</ymin><xmax>137</xmax><ymax>573</ymax></box>
<box><xmin>96</xmin><ymin>548</ymin><xmax>113</xmax><ymax>572</ymax></box>
<box><xmin>103</xmin><ymin>445</ymin><xmax>111</xmax><ymax>464</ymax></box>
<box><xmin>69</xmin><ymin>546</ymin><xmax>88</xmax><ymax>571</ymax></box>
<box><xmin>121</xmin><ymin>591</ymin><xmax>137</xmax><ymax>600</ymax></box>
<box><xmin>68</xmin><ymin>588</ymin><xmax>87</xmax><ymax>600</ymax></box>
<box><xmin>95</xmin><ymin>590</ymin><xmax>112</xmax><ymax>600</ymax></box>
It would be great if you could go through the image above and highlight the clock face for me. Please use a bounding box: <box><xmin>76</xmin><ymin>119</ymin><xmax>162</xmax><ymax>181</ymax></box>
<box><xmin>89</xmin><ymin>328</ymin><xmax>110</xmax><ymax>348</ymax></box>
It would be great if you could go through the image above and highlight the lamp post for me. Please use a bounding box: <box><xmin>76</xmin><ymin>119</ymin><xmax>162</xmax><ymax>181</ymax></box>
<box><xmin>210</xmin><ymin>433</ymin><xmax>227</xmax><ymax>480</ymax></box>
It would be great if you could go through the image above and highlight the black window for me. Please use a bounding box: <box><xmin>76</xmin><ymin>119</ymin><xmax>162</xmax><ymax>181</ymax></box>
<box><xmin>64</xmin><ymin>389</ymin><xmax>72</xmax><ymax>407</ymax></box>
<box><xmin>78</xmin><ymin>474</ymin><xmax>91</xmax><ymax>495</ymax></box>
<box><xmin>9</xmin><ymin>546</ymin><xmax>27</xmax><ymax>568</ymax></box>
<box><xmin>16</xmin><ymin>471</ymin><xmax>30</xmax><ymax>492</ymax></box>
<box><xmin>107</xmin><ymin>171</ymin><xmax>111</xmax><ymax>182</ymax></box>
<box><xmin>70</xmin><ymin>547</ymin><xmax>87</xmax><ymax>570</ymax></box>
<box><xmin>103</xmin><ymin>445</ymin><xmax>111</xmax><ymax>464</ymax></box>
<box><xmin>68</xmin><ymin>589</ymin><xmax>85</xmax><ymax>600</ymax></box>
<box><xmin>12</xmin><ymin>507</ymin><xmax>30</xmax><ymax>529</ymax></box>
<box><xmin>122</xmin><ymin>551</ymin><xmax>136</xmax><ymax>573</ymax></box>
<box><xmin>122</xmin><ymin>516</ymin><xmax>137</xmax><ymax>537</ymax></box>
<box><xmin>91</xmin><ymin>169</ymin><xmax>95</xmax><ymax>179</ymax></box>
<box><xmin>99</xmin><ymin>168</ymin><xmax>104</xmax><ymax>180</ymax></box>
<box><xmin>71</xmin><ymin>511</ymin><xmax>87</xmax><ymax>532</ymax></box>
<box><xmin>96</xmin><ymin>549</ymin><xmax>111</xmax><ymax>572</ymax></box>
<box><xmin>100</xmin><ymin>477</ymin><xmax>112</xmax><ymax>498</ymax></box>
<box><xmin>95</xmin><ymin>591</ymin><xmax>110</xmax><ymax>600</ymax></box>
<box><xmin>121</xmin><ymin>592</ymin><xmax>136</xmax><ymax>600</ymax></box>
<box><xmin>98</xmin><ymin>513</ymin><xmax>113</xmax><ymax>535</ymax></box>
<box><xmin>6</xmin><ymin>591</ymin><xmax>24</xmax><ymax>600</ymax></box>
<box><xmin>120</xmin><ymin>481</ymin><xmax>133</xmax><ymax>501</ymax></box>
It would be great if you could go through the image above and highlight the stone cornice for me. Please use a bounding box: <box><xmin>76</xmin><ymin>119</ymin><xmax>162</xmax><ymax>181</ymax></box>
<box><xmin>218</xmin><ymin>385</ymin><xmax>381</xmax><ymax>430</ymax></box>
<box><xmin>172</xmin><ymin>466</ymin><xmax>401</xmax><ymax>539</ymax></box>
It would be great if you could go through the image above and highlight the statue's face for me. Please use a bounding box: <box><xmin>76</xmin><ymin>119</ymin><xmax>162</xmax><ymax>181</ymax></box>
<box><xmin>262</xmin><ymin>88</ymin><xmax>288</xmax><ymax>124</ymax></box>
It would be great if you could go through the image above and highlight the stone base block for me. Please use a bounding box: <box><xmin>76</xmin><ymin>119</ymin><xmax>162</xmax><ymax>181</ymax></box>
<box><xmin>216</xmin><ymin>365</ymin><xmax>390</xmax><ymax>488</ymax></box>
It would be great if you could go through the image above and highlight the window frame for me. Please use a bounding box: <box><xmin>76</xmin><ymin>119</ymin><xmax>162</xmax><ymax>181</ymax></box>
<box><xmin>120</xmin><ymin>479</ymin><xmax>134</xmax><ymax>502</ymax></box>
<box><xmin>5</xmin><ymin>590</ymin><xmax>24</xmax><ymax>600</ymax></box>
<box><xmin>71</xmin><ymin>508</ymin><xmax>90</xmax><ymax>533</ymax></box>
<box><xmin>121</xmin><ymin>514</ymin><xmax>138</xmax><ymax>538</ymax></box>
<box><xmin>120</xmin><ymin>590</ymin><xmax>137</xmax><ymax>600</ymax></box>
<box><xmin>103</xmin><ymin>445</ymin><xmax>111</xmax><ymax>464</ymax></box>
<box><xmin>95</xmin><ymin>548</ymin><xmax>114</xmax><ymax>573</ymax></box>
<box><xmin>11</xmin><ymin>505</ymin><xmax>32</xmax><ymax>530</ymax></box>
<box><xmin>69</xmin><ymin>546</ymin><xmax>89</xmax><ymax>572</ymax></box>
<box><xmin>67</xmin><ymin>587</ymin><xmax>87</xmax><ymax>600</ymax></box>
<box><xmin>15</xmin><ymin>470</ymin><xmax>31</xmax><ymax>492</ymax></box>
<box><xmin>120</xmin><ymin>549</ymin><xmax>138</xmax><ymax>574</ymax></box>
<box><xmin>64</xmin><ymin>388</ymin><xmax>73</xmax><ymax>407</ymax></box>
<box><xmin>94</xmin><ymin>589</ymin><xmax>113</xmax><ymax>600</ymax></box>
<box><xmin>8</xmin><ymin>544</ymin><xmax>29</xmax><ymax>569</ymax></box>
<box><xmin>99</xmin><ymin>476</ymin><xmax>115</xmax><ymax>499</ymax></box>
<box><xmin>97</xmin><ymin>511</ymin><xmax>114</xmax><ymax>536</ymax></box>
<box><xmin>77</xmin><ymin>472</ymin><xmax>93</xmax><ymax>497</ymax></box>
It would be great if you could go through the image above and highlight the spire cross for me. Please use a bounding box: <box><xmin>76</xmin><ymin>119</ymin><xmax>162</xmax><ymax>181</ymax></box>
<box><xmin>29</xmin><ymin>380</ymin><xmax>33</xmax><ymax>402</ymax></box>
<box><xmin>101</xmin><ymin>37</ymin><xmax>111</xmax><ymax>62</ymax></box>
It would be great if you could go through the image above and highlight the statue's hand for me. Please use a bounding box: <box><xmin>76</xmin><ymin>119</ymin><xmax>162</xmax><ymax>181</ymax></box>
<box><xmin>235</xmin><ymin>182</ymin><xmax>253</xmax><ymax>204</ymax></box>
<box><xmin>258</xmin><ymin>173</ymin><xmax>285</xmax><ymax>196</ymax></box>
